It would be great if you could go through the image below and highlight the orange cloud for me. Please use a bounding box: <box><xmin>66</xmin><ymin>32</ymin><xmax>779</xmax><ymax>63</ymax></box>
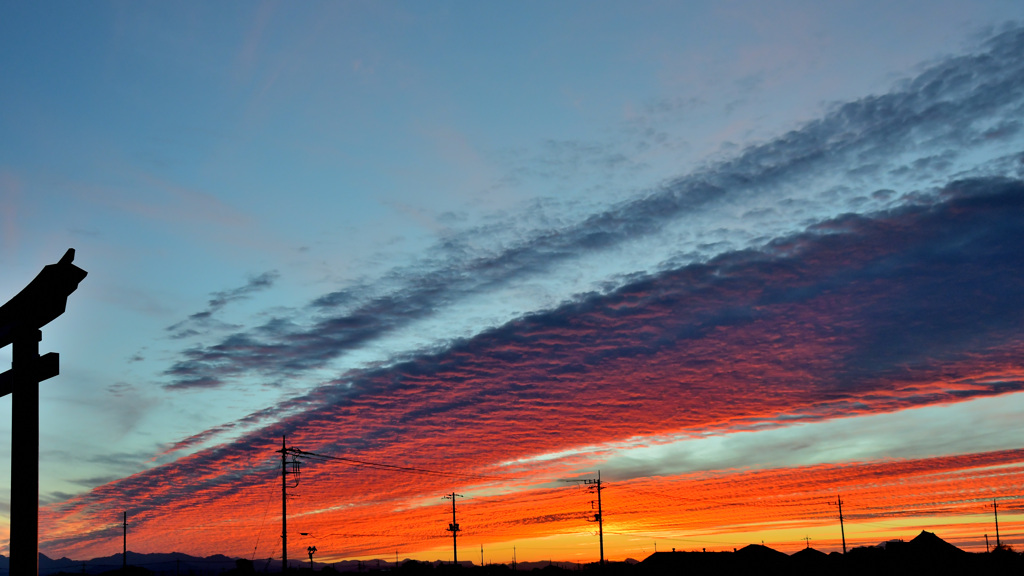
<box><xmin>40</xmin><ymin>448</ymin><xmax>1024</xmax><ymax>561</ymax></box>
<box><xmin>37</xmin><ymin>179</ymin><xmax>1024</xmax><ymax>561</ymax></box>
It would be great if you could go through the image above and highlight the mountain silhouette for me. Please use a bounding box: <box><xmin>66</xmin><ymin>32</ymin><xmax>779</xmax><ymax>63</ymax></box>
<box><xmin>639</xmin><ymin>531</ymin><xmax>1020</xmax><ymax>576</ymax></box>
<box><xmin>7</xmin><ymin>531</ymin><xmax>1021</xmax><ymax>576</ymax></box>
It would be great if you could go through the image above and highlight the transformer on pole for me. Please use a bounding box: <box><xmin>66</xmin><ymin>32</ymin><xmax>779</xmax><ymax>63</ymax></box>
<box><xmin>585</xmin><ymin>471</ymin><xmax>605</xmax><ymax>565</ymax></box>
<box><xmin>277</xmin><ymin>436</ymin><xmax>302</xmax><ymax>573</ymax></box>
<box><xmin>443</xmin><ymin>492</ymin><xmax>463</xmax><ymax>565</ymax></box>
<box><xmin>564</xmin><ymin>471</ymin><xmax>605</xmax><ymax>565</ymax></box>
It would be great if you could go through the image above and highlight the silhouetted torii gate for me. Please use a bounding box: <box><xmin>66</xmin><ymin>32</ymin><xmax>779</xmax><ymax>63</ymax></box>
<box><xmin>0</xmin><ymin>249</ymin><xmax>87</xmax><ymax>575</ymax></box>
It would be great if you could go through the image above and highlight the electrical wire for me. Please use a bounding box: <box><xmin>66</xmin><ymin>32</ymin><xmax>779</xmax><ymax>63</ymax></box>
<box><xmin>290</xmin><ymin>447</ymin><xmax>525</xmax><ymax>482</ymax></box>
<box><xmin>251</xmin><ymin>475</ymin><xmax>278</xmax><ymax>560</ymax></box>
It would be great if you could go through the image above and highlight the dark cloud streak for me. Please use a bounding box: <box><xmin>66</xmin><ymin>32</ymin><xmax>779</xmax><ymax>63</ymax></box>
<box><xmin>163</xmin><ymin>27</ymin><xmax>1024</xmax><ymax>398</ymax></box>
<box><xmin>43</xmin><ymin>174</ymin><xmax>1024</xmax><ymax>556</ymax></box>
<box><xmin>165</xmin><ymin>270</ymin><xmax>279</xmax><ymax>340</ymax></box>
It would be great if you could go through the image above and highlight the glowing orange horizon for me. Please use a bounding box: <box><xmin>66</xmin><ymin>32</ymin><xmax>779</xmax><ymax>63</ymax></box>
<box><xmin>34</xmin><ymin>447</ymin><xmax>1024</xmax><ymax>563</ymax></box>
<box><xmin>25</xmin><ymin>181</ymin><xmax>1024</xmax><ymax>565</ymax></box>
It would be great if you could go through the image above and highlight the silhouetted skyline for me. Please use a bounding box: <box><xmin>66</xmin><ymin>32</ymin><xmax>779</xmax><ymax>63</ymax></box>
<box><xmin>7</xmin><ymin>529</ymin><xmax>1024</xmax><ymax>575</ymax></box>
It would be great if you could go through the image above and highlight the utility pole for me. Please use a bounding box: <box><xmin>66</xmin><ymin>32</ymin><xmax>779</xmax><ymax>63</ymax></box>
<box><xmin>994</xmin><ymin>500</ymin><xmax>1001</xmax><ymax>548</ymax></box>
<box><xmin>480</xmin><ymin>544</ymin><xmax>484</xmax><ymax>567</ymax></box>
<box><xmin>277</xmin><ymin>436</ymin><xmax>302</xmax><ymax>573</ymax></box>
<box><xmin>564</xmin><ymin>471</ymin><xmax>605</xmax><ymax>565</ymax></box>
<box><xmin>443</xmin><ymin>492</ymin><xmax>462</xmax><ymax>565</ymax></box>
<box><xmin>282</xmin><ymin>437</ymin><xmax>288</xmax><ymax>573</ymax></box>
<box><xmin>985</xmin><ymin>534</ymin><xmax>990</xmax><ymax>552</ymax></box>
<box><xmin>584</xmin><ymin>471</ymin><xmax>605</xmax><ymax>565</ymax></box>
<box><xmin>513</xmin><ymin>546</ymin><xmax>516</xmax><ymax>571</ymax></box>
<box><xmin>123</xmin><ymin>512</ymin><xmax>127</xmax><ymax>571</ymax></box>
<box><xmin>833</xmin><ymin>495</ymin><xmax>847</xmax><ymax>554</ymax></box>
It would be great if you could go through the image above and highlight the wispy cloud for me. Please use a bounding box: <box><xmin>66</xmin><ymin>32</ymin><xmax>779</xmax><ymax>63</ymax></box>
<box><xmin>39</xmin><ymin>25</ymin><xmax>1024</xmax><ymax>561</ymax></box>
<box><xmin>165</xmin><ymin>270</ymin><xmax>279</xmax><ymax>340</ymax></box>
<box><xmin>43</xmin><ymin>170</ymin><xmax>1024</xmax><ymax>557</ymax></box>
<box><xmin>171</xmin><ymin>174</ymin><xmax>1024</xmax><ymax>447</ymax></box>
<box><xmin>162</xmin><ymin>26</ymin><xmax>1024</xmax><ymax>392</ymax></box>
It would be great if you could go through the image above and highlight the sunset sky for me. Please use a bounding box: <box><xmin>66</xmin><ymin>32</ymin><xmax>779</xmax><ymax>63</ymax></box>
<box><xmin>3</xmin><ymin>1</ymin><xmax>1024</xmax><ymax>567</ymax></box>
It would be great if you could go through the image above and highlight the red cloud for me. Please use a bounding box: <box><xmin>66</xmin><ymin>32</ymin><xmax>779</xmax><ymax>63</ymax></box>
<box><xmin>38</xmin><ymin>180</ymin><xmax>1024</xmax><ymax>560</ymax></box>
<box><xmin>40</xmin><ymin>448</ymin><xmax>1024</xmax><ymax>559</ymax></box>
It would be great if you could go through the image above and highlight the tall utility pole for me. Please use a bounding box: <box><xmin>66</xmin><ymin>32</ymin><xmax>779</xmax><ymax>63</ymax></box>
<box><xmin>480</xmin><ymin>544</ymin><xmax>484</xmax><ymax>567</ymax></box>
<box><xmin>564</xmin><ymin>472</ymin><xmax>606</xmax><ymax>565</ymax></box>
<box><xmin>277</xmin><ymin>436</ymin><xmax>302</xmax><ymax>573</ymax></box>
<box><xmin>584</xmin><ymin>471</ymin><xmax>605</xmax><ymax>565</ymax></box>
<box><xmin>834</xmin><ymin>495</ymin><xmax>847</xmax><ymax>554</ymax></box>
<box><xmin>994</xmin><ymin>500</ymin><xmax>1001</xmax><ymax>548</ymax></box>
<box><xmin>443</xmin><ymin>493</ymin><xmax>462</xmax><ymax>565</ymax></box>
<box><xmin>282</xmin><ymin>437</ymin><xmax>289</xmax><ymax>573</ymax></box>
<box><xmin>123</xmin><ymin>512</ymin><xmax>127</xmax><ymax>571</ymax></box>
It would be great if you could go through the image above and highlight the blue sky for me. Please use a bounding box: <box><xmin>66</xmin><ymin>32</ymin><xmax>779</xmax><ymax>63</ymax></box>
<box><xmin>3</xmin><ymin>1</ymin><xmax>1024</xmax><ymax>562</ymax></box>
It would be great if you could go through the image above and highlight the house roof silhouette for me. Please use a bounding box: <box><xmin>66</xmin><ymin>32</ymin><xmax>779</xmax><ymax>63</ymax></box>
<box><xmin>906</xmin><ymin>530</ymin><xmax>968</xmax><ymax>556</ymax></box>
<box><xmin>791</xmin><ymin>546</ymin><xmax>828</xmax><ymax>560</ymax></box>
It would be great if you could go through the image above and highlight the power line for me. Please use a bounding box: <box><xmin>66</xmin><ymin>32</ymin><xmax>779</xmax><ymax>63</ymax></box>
<box><xmin>291</xmin><ymin>447</ymin><xmax>522</xmax><ymax>481</ymax></box>
<box><xmin>599</xmin><ymin>530</ymin><xmax>750</xmax><ymax>547</ymax></box>
<box><xmin>627</xmin><ymin>484</ymin><xmax>832</xmax><ymax>509</ymax></box>
<box><xmin>251</xmin><ymin>474</ymin><xmax>279</xmax><ymax>560</ymax></box>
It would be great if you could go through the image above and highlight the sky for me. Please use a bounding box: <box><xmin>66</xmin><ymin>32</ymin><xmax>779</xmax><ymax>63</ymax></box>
<box><xmin>2</xmin><ymin>0</ymin><xmax>1024</xmax><ymax>567</ymax></box>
